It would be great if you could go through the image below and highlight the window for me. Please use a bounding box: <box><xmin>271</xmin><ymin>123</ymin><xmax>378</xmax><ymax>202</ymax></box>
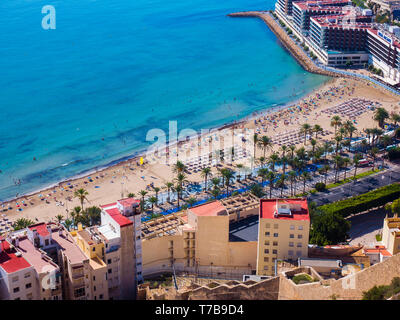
<box><xmin>264</xmin><ymin>266</ymin><xmax>268</xmax><ymax>271</ymax></box>
<box><xmin>25</xmin><ymin>283</ymin><xmax>32</xmax><ymax>289</ymax></box>
<box><xmin>297</xmin><ymin>243</ymin><xmax>302</xmax><ymax>247</ymax></box>
<box><xmin>108</xmin><ymin>269</ymin><xmax>112</xmax><ymax>274</ymax></box>
<box><xmin>264</xmin><ymin>241</ymin><xmax>270</xmax><ymax>246</ymax></box>
<box><xmin>296</xmin><ymin>251</ymin><xmax>302</xmax><ymax>256</ymax></box>
<box><xmin>24</xmin><ymin>273</ymin><xmax>30</xmax><ymax>279</ymax></box>
<box><xmin>273</xmin><ymin>224</ymin><xmax>279</xmax><ymax>229</ymax></box>
<box><xmin>272</xmin><ymin>250</ymin><xmax>277</xmax><ymax>254</ymax></box>
<box><xmin>298</xmin><ymin>234</ymin><xmax>303</xmax><ymax>239</ymax></box>
<box><xmin>12</xmin><ymin>276</ymin><xmax>18</xmax><ymax>283</ymax></box>
<box><xmin>100</xmin><ymin>294</ymin><xmax>104</xmax><ymax>299</ymax></box>
<box><xmin>107</xmin><ymin>259</ymin><xmax>112</xmax><ymax>264</ymax></box>
<box><xmin>264</xmin><ymin>249</ymin><xmax>269</xmax><ymax>254</ymax></box>
<box><xmin>289</xmin><ymin>242</ymin><xmax>294</xmax><ymax>247</ymax></box>
<box><xmin>92</xmin><ymin>247</ymin><xmax>96</xmax><ymax>252</ymax></box>
<box><xmin>265</xmin><ymin>232</ymin><xmax>270</xmax><ymax>237</ymax></box>
<box><xmin>290</xmin><ymin>225</ymin><xmax>295</xmax><ymax>230</ymax></box>
<box><xmin>45</xmin><ymin>239</ymin><xmax>49</xmax><ymax>246</ymax></box>
<box><xmin>273</xmin><ymin>241</ymin><xmax>278</xmax><ymax>246</ymax></box>
<box><xmin>265</xmin><ymin>223</ymin><xmax>270</xmax><ymax>228</ymax></box>
<box><xmin>289</xmin><ymin>234</ymin><xmax>294</xmax><ymax>238</ymax></box>
<box><xmin>93</xmin><ymin>276</ymin><xmax>96</xmax><ymax>281</ymax></box>
<box><xmin>288</xmin><ymin>250</ymin><xmax>294</xmax><ymax>256</ymax></box>
<box><xmin>94</xmin><ymin>286</ymin><xmax>96</xmax><ymax>292</ymax></box>
<box><xmin>273</xmin><ymin>233</ymin><xmax>278</xmax><ymax>237</ymax></box>
<box><xmin>264</xmin><ymin>257</ymin><xmax>269</xmax><ymax>262</ymax></box>
<box><xmin>272</xmin><ymin>258</ymin><xmax>277</xmax><ymax>263</ymax></box>
<box><xmin>13</xmin><ymin>287</ymin><xmax>20</xmax><ymax>293</ymax></box>
<box><xmin>298</xmin><ymin>226</ymin><xmax>303</xmax><ymax>230</ymax></box>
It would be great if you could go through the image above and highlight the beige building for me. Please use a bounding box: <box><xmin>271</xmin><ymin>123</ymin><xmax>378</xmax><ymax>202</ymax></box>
<box><xmin>381</xmin><ymin>214</ymin><xmax>400</xmax><ymax>256</ymax></box>
<box><xmin>256</xmin><ymin>199</ymin><xmax>310</xmax><ymax>276</ymax></box>
<box><xmin>142</xmin><ymin>194</ymin><xmax>260</xmax><ymax>280</ymax></box>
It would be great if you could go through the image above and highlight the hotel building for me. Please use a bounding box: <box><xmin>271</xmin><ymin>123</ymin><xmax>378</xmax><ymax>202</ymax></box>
<box><xmin>256</xmin><ymin>199</ymin><xmax>310</xmax><ymax>276</ymax></box>
<box><xmin>141</xmin><ymin>194</ymin><xmax>260</xmax><ymax>279</ymax></box>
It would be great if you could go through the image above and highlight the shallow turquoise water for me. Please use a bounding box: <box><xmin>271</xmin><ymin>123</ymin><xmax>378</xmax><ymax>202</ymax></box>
<box><xmin>0</xmin><ymin>0</ymin><xmax>329</xmax><ymax>200</ymax></box>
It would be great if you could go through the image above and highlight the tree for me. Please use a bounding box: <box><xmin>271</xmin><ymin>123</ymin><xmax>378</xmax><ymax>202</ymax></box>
<box><xmin>64</xmin><ymin>219</ymin><xmax>73</xmax><ymax>231</ymax></box>
<box><xmin>201</xmin><ymin>167</ymin><xmax>212</xmax><ymax>191</ymax></box>
<box><xmin>313</xmin><ymin>124</ymin><xmax>323</xmax><ymax>140</ymax></box>
<box><xmin>300</xmin><ymin>123</ymin><xmax>311</xmax><ymax>145</ymax></box>
<box><xmin>223</xmin><ymin>169</ymin><xmax>235</xmax><ymax>196</ymax></box>
<box><xmin>374</xmin><ymin>107</ymin><xmax>389</xmax><ymax>128</ymax></box>
<box><xmin>353</xmin><ymin>153</ymin><xmax>362</xmax><ymax>180</ymax></box>
<box><xmin>391</xmin><ymin>113</ymin><xmax>400</xmax><ymax>126</ymax></box>
<box><xmin>309</xmin><ymin>211</ymin><xmax>351</xmax><ymax>246</ymax></box>
<box><xmin>300</xmin><ymin>171</ymin><xmax>311</xmax><ymax>194</ymax></box>
<box><xmin>258</xmin><ymin>136</ymin><xmax>272</xmax><ymax>157</ymax></box>
<box><xmin>70</xmin><ymin>206</ymin><xmax>82</xmax><ymax>224</ymax></box>
<box><xmin>288</xmin><ymin>171</ymin><xmax>297</xmax><ymax>196</ymax></box>
<box><xmin>258</xmin><ymin>167</ymin><xmax>269</xmax><ymax>185</ymax></box>
<box><xmin>370</xmin><ymin>147</ymin><xmax>379</xmax><ymax>171</ymax></box>
<box><xmin>386</xmin><ymin>198</ymin><xmax>400</xmax><ymax>217</ymax></box>
<box><xmin>211</xmin><ymin>187</ymin><xmax>220</xmax><ymax>199</ymax></box>
<box><xmin>12</xmin><ymin>218</ymin><xmax>35</xmax><ymax>231</ymax></box>
<box><xmin>85</xmin><ymin>206</ymin><xmax>101</xmax><ymax>226</ymax></box>
<box><xmin>56</xmin><ymin>214</ymin><xmax>64</xmax><ymax>223</ymax></box>
<box><xmin>164</xmin><ymin>182</ymin><xmax>174</xmax><ymax>203</ymax></box>
<box><xmin>128</xmin><ymin>193</ymin><xmax>135</xmax><ymax>198</ymax></box>
<box><xmin>153</xmin><ymin>187</ymin><xmax>160</xmax><ymax>205</ymax></box>
<box><xmin>269</xmin><ymin>153</ymin><xmax>279</xmax><ymax>172</ymax></box>
<box><xmin>266</xmin><ymin>171</ymin><xmax>276</xmax><ymax>198</ymax></box>
<box><xmin>173</xmin><ymin>160</ymin><xmax>186</xmax><ymax>174</ymax></box>
<box><xmin>253</xmin><ymin>133</ymin><xmax>259</xmax><ymax>160</ymax></box>
<box><xmin>148</xmin><ymin>196</ymin><xmax>157</xmax><ymax>214</ymax></box>
<box><xmin>74</xmin><ymin>188</ymin><xmax>89</xmax><ymax>211</ymax></box>
<box><xmin>331</xmin><ymin>115</ymin><xmax>342</xmax><ymax>136</ymax></box>
<box><xmin>186</xmin><ymin>197</ymin><xmax>197</xmax><ymax>208</ymax></box>
<box><xmin>344</xmin><ymin>120</ymin><xmax>357</xmax><ymax>152</ymax></box>
<box><xmin>139</xmin><ymin>190</ymin><xmax>148</xmax><ymax>212</ymax></box>
<box><xmin>250</xmin><ymin>184</ymin><xmax>265</xmax><ymax>198</ymax></box>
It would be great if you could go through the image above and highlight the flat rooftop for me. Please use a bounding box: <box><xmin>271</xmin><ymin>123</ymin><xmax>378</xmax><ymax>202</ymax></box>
<box><xmin>17</xmin><ymin>237</ymin><xmax>58</xmax><ymax>273</ymax></box>
<box><xmin>0</xmin><ymin>240</ymin><xmax>31</xmax><ymax>274</ymax></box>
<box><xmin>229</xmin><ymin>215</ymin><xmax>259</xmax><ymax>242</ymax></box>
<box><xmin>260</xmin><ymin>199</ymin><xmax>310</xmax><ymax>221</ymax></box>
<box><xmin>189</xmin><ymin>201</ymin><xmax>227</xmax><ymax>217</ymax></box>
<box><xmin>52</xmin><ymin>229</ymin><xmax>87</xmax><ymax>265</ymax></box>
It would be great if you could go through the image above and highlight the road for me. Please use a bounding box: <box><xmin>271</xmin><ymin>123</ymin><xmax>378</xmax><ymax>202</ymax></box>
<box><xmin>308</xmin><ymin>163</ymin><xmax>400</xmax><ymax>206</ymax></box>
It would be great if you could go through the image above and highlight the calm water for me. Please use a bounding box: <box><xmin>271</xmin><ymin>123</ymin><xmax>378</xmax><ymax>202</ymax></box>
<box><xmin>0</xmin><ymin>0</ymin><xmax>329</xmax><ymax>201</ymax></box>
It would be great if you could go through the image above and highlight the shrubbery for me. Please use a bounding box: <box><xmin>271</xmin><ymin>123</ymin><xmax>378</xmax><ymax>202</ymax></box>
<box><xmin>315</xmin><ymin>182</ymin><xmax>326</xmax><ymax>192</ymax></box>
<box><xmin>388</xmin><ymin>147</ymin><xmax>400</xmax><ymax>161</ymax></box>
<box><xmin>362</xmin><ymin>277</ymin><xmax>400</xmax><ymax>300</ymax></box>
<box><xmin>319</xmin><ymin>183</ymin><xmax>400</xmax><ymax>218</ymax></box>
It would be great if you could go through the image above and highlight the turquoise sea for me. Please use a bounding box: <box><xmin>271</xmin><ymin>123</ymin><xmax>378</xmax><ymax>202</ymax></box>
<box><xmin>0</xmin><ymin>0</ymin><xmax>329</xmax><ymax>201</ymax></box>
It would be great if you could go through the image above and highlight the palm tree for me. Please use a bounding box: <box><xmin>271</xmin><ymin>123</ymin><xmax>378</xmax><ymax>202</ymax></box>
<box><xmin>236</xmin><ymin>164</ymin><xmax>244</xmax><ymax>181</ymax></box>
<box><xmin>331</xmin><ymin>115</ymin><xmax>342</xmax><ymax>136</ymax></box>
<box><xmin>266</xmin><ymin>171</ymin><xmax>276</xmax><ymax>198</ymax></box>
<box><xmin>64</xmin><ymin>219</ymin><xmax>73</xmax><ymax>231</ymax></box>
<box><xmin>342</xmin><ymin>157</ymin><xmax>350</xmax><ymax>181</ymax></box>
<box><xmin>288</xmin><ymin>171</ymin><xmax>297</xmax><ymax>196</ymax></box>
<box><xmin>391</xmin><ymin>113</ymin><xmax>400</xmax><ymax>127</ymax></box>
<box><xmin>175</xmin><ymin>172</ymin><xmax>188</xmax><ymax>189</ymax></box>
<box><xmin>353</xmin><ymin>153</ymin><xmax>362</xmax><ymax>180</ymax></box>
<box><xmin>173</xmin><ymin>184</ymin><xmax>183</xmax><ymax>207</ymax></box>
<box><xmin>201</xmin><ymin>167</ymin><xmax>212</xmax><ymax>191</ymax></box>
<box><xmin>56</xmin><ymin>214</ymin><xmax>64</xmax><ymax>224</ymax></box>
<box><xmin>278</xmin><ymin>174</ymin><xmax>287</xmax><ymax>197</ymax></box>
<box><xmin>322</xmin><ymin>164</ymin><xmax>330</xmax><ymax>185</ymax></box>
<box><xmin>164</xmin><ymin>182</ymin><xmax>174</xmax><ymax>202</ymax></box>
<box><xmin>289</xmin><ymin>145</ymin><xmax>296</xmax><ymax>161</ymax></box>
<box><xmin>322</xmin><ymin>141</ymin><xmax>333</xmax><ymax>164</ymax></box>
<box><xmin>186</xmin><ymin>197</ymin><xmax>197</xmax><ymax>208</ymax></box>
<box><xmin>223</xmin><ymin>169</ymin><xmax>235</xmax><ymax>196</ymax></box>
<box><xmin>148</xmin><ymin>196</ymin><xmax>157</xmax><ymax>214</ymax></box>
<box><xmin>173</xmin><ymin>160</ymin><xmax>186</xmax><ymax>174</ymax></box>
<box><xmin>70</xmin><ymin>206</ymin><xmax>82</xmax><ymax>225</ymax></box>
<box><xmin>374</xmin><ymin>107</ymin><xmax>389</xmax><ymax>128</ymax></box>
<box><xmin>344</xmin><ymin>120</ymin><xmax>357</xmax><ymax>152</ymax></box>
<box><xmin>269</xmin><ymin>153</ymin><xmax>279</xmax><ymax>172</ymax></box>
<box><xmin>310</xmin><ymin>139</ymin><xmax>317</xmax><ymax>163</ymax></box>
<box><xmin>281</xmin><ymin>145</ymin><xmax>288</xmax><ymax>158</ymax></box>
<box><xmin>211</xmin><ymin>177</ymin><xmax>221</xmax><ymax>190</ymax></box>
<box><xmin>12</xmin><ymin>218</ymin><xmax>35</xmax><ymax>231</ymax></box>
<box><xmin>370</xmin><ymin>147</ymin><xmax>379</xmax><ymax>170</ymax></box>
<box><xmin>252</xmin><ymin>133</ymin><xmax>259</xmax><ymax>160</ymax></box>
<box><xmin>128</xmin><ymin>193</ymin><xmax>135</xmax><ymax>198</ymax></box>
<box><xmin>313</xmin><ymin>124</ymin><xmax>323</xmax><ymax>140</ymax></box>
<box><xmin>153</xmin><ymin>187</ymin><xmax>160</xmax><ymax>205</ymax></box>
<box><xmin>258</xmin><ymin>135</ymin><xmax>272</xmax><ymax>157</ymax></box>
<box><xmin>334</xmin><ymin>135</ymin><xmax>342</xmax><ymax>156</ymax></box>
<box><xmin>257</xmin><ymin>167</ymin><xmax>269</xmax><ymax>185</ymax></box>
<box><xmin>74</xmin><ymin>188</ymin><xmax>89</xmax><ymax>211</ymax></box>
<box><xmin>211</xmin><ymin>187</ymin><xmax>220</xmax><ymax>199</ymax></box>
<box><xmin>333</xmin><ymin>155</ymin><xmax>343</xmax><ymax>182</ymax></box>
<box><xmin>257</xmin><ymin>156</ymin><xmax>267</xmax><ymax>167</ymax></box>
<box><xmin>300</xmin><ymin>171</ymin><xmax>311</xmax><ymax>194</ymax></box>
<box><xmin>139</xmin><ymin>190</ymin><xmax>148</xmax><ymax>212</ymax></box>
<box><xmin>300</xmin><ymin>123</ymin><xmax>311</xmax><ymax>145</ymax></box>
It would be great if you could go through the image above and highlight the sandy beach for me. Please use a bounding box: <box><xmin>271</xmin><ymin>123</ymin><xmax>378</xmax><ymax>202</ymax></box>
<box><xmin>1</xmin><ymin>77</ymin><xmax>399</xmax><ymax>226</ymax></box>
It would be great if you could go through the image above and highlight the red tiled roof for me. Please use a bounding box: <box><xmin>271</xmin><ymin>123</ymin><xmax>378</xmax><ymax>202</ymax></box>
<box><xmin>105</xmin><ymin>208</ymin><xmax>133</xmax><ymax>228</ymax></box>
<box><xmin>28</xmin><ymin>223</ymin><xmax>50</xmax><ymax>237</ymax></box>
<box><xmin>260</xmin><ymin>199</ymin><xmax>310</xmax><ymax>221</ymax></box>
<box><xmin>189</xmin><ymin>201</ymin><xmax>226</xmax><ymax>217</ymax></box>
<box><xmin>0</xmin><ymin>240</ymin><xmax>31</xmax><ymax>274</ymax></box>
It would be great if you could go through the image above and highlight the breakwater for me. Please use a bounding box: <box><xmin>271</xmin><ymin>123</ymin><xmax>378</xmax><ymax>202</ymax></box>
<box><xmin>227</xmin><ymin>11</ymin><xmax>341</xmax><ymax>78</ymax></box>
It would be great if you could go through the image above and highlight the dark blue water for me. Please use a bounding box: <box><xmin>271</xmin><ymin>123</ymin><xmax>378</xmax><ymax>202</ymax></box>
<box><xmin>0</xmin><ymin>0</ymin><xmax>329</xmax><ymax>200</ymax></box>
